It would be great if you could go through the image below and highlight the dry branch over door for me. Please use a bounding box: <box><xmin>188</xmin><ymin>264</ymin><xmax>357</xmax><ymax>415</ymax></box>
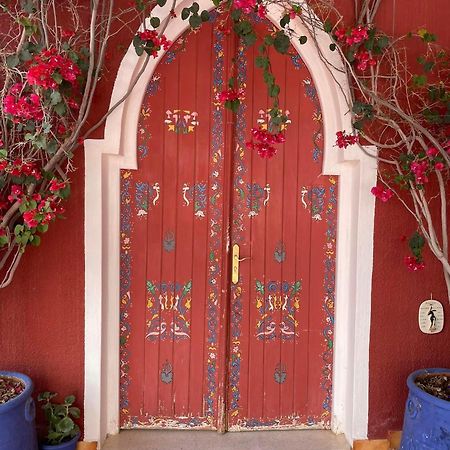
<box><xmin>119</xmin><ymin>16</ymin><xmax>337</xmax><ymax>431</ymax></box>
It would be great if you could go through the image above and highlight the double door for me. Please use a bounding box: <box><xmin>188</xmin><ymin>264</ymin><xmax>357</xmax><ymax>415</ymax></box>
<box><xmin>119</xmin><ymin>15</ymin><xmax>337</xmax><ymax>431</ymax></box>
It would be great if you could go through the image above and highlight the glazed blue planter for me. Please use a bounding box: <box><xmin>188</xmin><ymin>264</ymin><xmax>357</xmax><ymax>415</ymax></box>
<box><xmin>0</xmin><ymin>371</ymin><xmax>38</xmax><ymax>450</ymax></box>
<box><xmin>39</xmin><ymin>432</ymin><xmax>80</xmax><ymax>450</ymax></box>
<box><xmin>400</xmin><ymin>368</ymin><xmax>450</xmax><ymax>449</ymax></box>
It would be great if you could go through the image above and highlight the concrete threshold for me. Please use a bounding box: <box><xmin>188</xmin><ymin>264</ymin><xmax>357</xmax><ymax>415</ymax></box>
<box><xmin>102</xmin><ymin>429</ymin><xmax>350</xmax><ymax>450</ymax></box>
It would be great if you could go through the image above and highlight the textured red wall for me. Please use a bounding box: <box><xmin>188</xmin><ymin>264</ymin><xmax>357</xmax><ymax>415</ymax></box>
<box><xmin>367</xmin><ymin>0</ymin><xmax>450</xmax><ymax>438</ymax></box>
<box><xmin>0</xmin><ymin>152</ymin><xmax>85</xmax><ymax>433</ymax></box>
<box><xmin>0</xmin><ymin>0</ymin><xmax>448</xmax><ymax>441</ymax></box>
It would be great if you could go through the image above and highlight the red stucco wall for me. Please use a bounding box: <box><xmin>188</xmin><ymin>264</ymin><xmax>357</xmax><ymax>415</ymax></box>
<box><xmin>0</xmin><ymin>0</ymin><xmax>449</xmax><ymax>440</ymax></box>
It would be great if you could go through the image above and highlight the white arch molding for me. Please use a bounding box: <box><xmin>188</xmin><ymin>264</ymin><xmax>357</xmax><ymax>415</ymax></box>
<box><xmin>84</xmin><ymin>2</ymin><xmax>377</xmax><ymax>446</ymax></box>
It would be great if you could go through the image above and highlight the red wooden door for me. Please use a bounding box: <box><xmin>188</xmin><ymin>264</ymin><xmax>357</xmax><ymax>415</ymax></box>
<box><xmin>119</xmin><ymin>15</ymin><xmax>337</xmax><ymax>431</ymax></box>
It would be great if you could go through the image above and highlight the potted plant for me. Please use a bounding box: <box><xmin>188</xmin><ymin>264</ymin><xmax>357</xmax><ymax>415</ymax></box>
<box><xmin>400</xmin><ymin>368</ymin><xmax>450</xmax><ymax>449</ymax></box>
<box><xmin>0</xmin><ymin>371</ymin><xmax>38</xmax><ymax>450</ymax></box>
<box><xmin>37</xmin><ymin>392</ymin><xmax>80</xmax><ymax>450</ymax></box>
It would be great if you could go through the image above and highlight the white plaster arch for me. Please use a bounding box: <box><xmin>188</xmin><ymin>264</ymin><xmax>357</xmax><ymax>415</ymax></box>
<box><xmin>84</xmin><ymin>2</ymin><xmax>377</xmax><ymax>446</ymax></box>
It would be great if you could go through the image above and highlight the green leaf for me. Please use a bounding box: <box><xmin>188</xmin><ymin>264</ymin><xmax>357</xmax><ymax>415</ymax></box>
<box><xmin>56</xmin><ymin>417</ymin><xmax>74</xmax><ymax>434</ymax></box>
<box><xmin>189</xmin><ymin>14</ymin><xmax>202</xmax><ymax>29</ymax></box>
<box><xmin>273</xmin><ymin>31</ymin><xmax>290</xmax><ymax>54</ymax></box>
<box><xmin>50</xmin><ymin>91</ymin><xmax>62</xmax><ymax>106</ymax></box>
<box><xmin>231</xmin><ymin>8</ymin><xmax>241</xmax><ymax>21</ymax></box>
<box><xmin>280</xmin><ymin>14</ymin><xmax>290</xmax><ymax>28</ymax></box>
<box><xmin>323</xmin><ymin>20</ymin><xmax>333</xmax><ymax>33</ymax></box>
<box><xmin>413</xmin><ymin>74</ymin><xmax>427</xmax><ymax>87</ymax></box>
<box><xmin>69</xmin><ymin>407</ymin><xmax>80</xmax><ymax>418</ymax></box>
<box><xmin>19</xmin><ymin>48</ymin><xmax>33</xmax><ymax>61</ymax></box>
<box><xmin>200</xmin><ymin>10</ymin><xmax>210</xmax><ymax>22</ymax></box>
<box><xmin>0</xmin><ymin>149</ymin><xmax>7</xmax><ymax>158</ymax></box>
<box><xmin>54</xmin><ymin>102</ymin><xmax>67</xmax><ymax>116</ymax></box>
<box><xmin>255</xmin><ymin>55</ymin><xmax>269</xmax><ymax>69</ymax></box>
<box><xmin>52</xmin><ymin>72</ymin><xmax>63</xmax><ymax>85</ymax></box>
<box><xmin>156</xmin><ymin>0</ymin><xmax>166</xmax><ymax>6</ymax></box>
<box><xmin>190</xmin><ymin>2</ymin><xmax>199</xmax><ymax>13</ymax></box>
<box><xmin>64</xmin><ymin>395</ymin><xmax>76</xmax><ymax>405</ymax></box>
<box><xmin>242</xmin><ymin>32</ymin><xmax>256</xmax><ymax>46</ymax></box>
<box><xmin>14</xmin><ymin>224</ymin><xmax>24</xmax><ymax>236</ymax></box>
<box><xmin>181</xmin><ymin>7</ymin><xmax>190</xmax><ymax>20</ymax></box>
<box><xmin>30</xmin><ymin>235</ymin><xmax>41</xmax><ymax>246</ymax></box>
<box><xmin>150</xmin><ymin>17</ymin><xmax>160</xmax><ymax>28</ymax></box>
<box><xmin>6</xmin><ymin>54</ymin><xmax>20</xmax><ymax>68</ymax></box>
<box><xmin>269</xmin><ymin>84</ymin><xmax>280</xmax><ymax>98</ymax></box>
<box><xmin>37</xmin><ymin>223</ymin><xmax>49</xmax><ymax>233</ymax></box>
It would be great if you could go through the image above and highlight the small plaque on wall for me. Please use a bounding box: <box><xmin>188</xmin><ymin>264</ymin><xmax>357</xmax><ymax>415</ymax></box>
<box><xmin>418</xmin><ymin>299</ymin><xmax>444</xmax><ymax>334</ymax></box>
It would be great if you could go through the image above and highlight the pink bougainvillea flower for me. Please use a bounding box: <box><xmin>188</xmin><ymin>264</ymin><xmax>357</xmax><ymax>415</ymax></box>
<box><xmin>335</xmin><ymin>131</ymin><xmax>359</xmax><ymax>149</ymax></box>
<box><xmin>246</xmin><ymin>128</ymin><xmax>285</xmax><ymax>158</ymax></box>
<box><xmin>246</xmin><ymin>141</ymin><xmax>277</xmax><ymax>158</ymax></box>
<box><xmin>23</xmin><ymin>210</ymin><xmax>39</xmax><ymax>228</ymax></box>
<box><xmin>0</xmin><ymin>160</ymin><xmax>7</xmax><ymax>171</ymax></box>
<box><xmin>233</xmin><ymin>0</ymin><xmax>256</xmax><ymax>13</ymax></box>
<box><xmin>346</xmin><ymin>25</ymin><xmax>369</xmax><ymax>45</ymax></box>
<box><xmin>257</xmin><ymin>5</ymin><xmax>267</xmax><ymax>18</ymax></box>
<box><xmin>404</xmin><ymin>255</ymin><xmax>425</xmax><ymax>271</ymax></box>
<box><xmin>217</xmin><ymin>88</ymin><xmax>245</xmax><ymax>103</ymax></box>
<box><xmin>334</xmin><ymin>28</ymin><xmax>346</xmax><ymax>41</ymax></box>
<box><xmin>49</xmin><ymin>178</ymin><xmax>66</xmax><ymax>192</ymax></box>
<box><xmin>137</xmin><ymin>30</ymin><xmax>172</xmax><ymax>57</ymax></box>
<box><xmin>67</xmin><ymin>98</ymin><xmax>79</xmax><ymax>110</ymax></box>
<box><xmin>3</xmin><ymin>91</ymin><xmax>43</xmax><ymax>121</ymax></box>
<box><xmin>426</xmin><ymin>146</ymin><xmax>439</xmax><ymax>157</ymax></box>
<box><xmin>8</xmin><ymin>185</ymin><xmax>23</xmax><ymax>202</ymax></box>
<box><xmin>410</xmin><ymin>160</ymin><xmax>429</xmax><ymax>184</ymax></box>
<box><xmin>354</xmin><ymin>49</ymin><xmax>376</xmax><ymax>71</ymax></box>
<box><xmin>371</xmin><ymin>186</ymin><xmax>394</xmax><ymax>202</ymax></box>
<box><xmin>27</xmin><ymin>48</ymin><xmax>81</xmax><ymax>89</ymax></box>
<box><xmin>435</xmin><ymin>162</ymin><xmax>445</xmax><ymax>171</ymax></box>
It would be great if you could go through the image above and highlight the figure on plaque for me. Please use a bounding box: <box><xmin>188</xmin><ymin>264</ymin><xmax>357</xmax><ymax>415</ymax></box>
<box><xmin>428</xmin><ymin>305</ymin><xmax>437</xmax><ymax>331</ymax></box>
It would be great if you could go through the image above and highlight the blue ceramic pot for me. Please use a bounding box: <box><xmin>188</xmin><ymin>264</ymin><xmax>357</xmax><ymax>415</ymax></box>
<box><xmin>39</xmin><ymin>432</ymin><xmax>80</xmax><ymax>450</ymax></box>
<box><xmin>0</xmin><ymin>371</ymin><xmax>38</xmax><ymax>450</ymax></box>
<box><xmin>400</xmin><ymin>368</ymin><xmax>450</xmax><ymax>449</ymax></box>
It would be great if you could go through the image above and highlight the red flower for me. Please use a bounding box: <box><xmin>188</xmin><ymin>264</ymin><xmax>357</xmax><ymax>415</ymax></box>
<box><xmin>8</xmin><ymin>185</ymin><xmax>23</xmax><ymax>202</ymax></box>
<box><xmin>435</xmin><ymin>162</ymin><xmax>445</xmax><ymax>171</ymax></box>
<box><xmin>233</xmin><ymin>0</ymin><xmax>256</xmax><ymax>13</ymax></box>
<box><xmin>27</xmin><ymin>48</ymin><xmax>81</xmax><ymax>89</ymax></box>
<box><xmin>371</xmin><ymin>186</ymin><xmax>394</xmax><ymax>202</ymax></box>
<box><xmin>246</xmin><ymin>128</ymin><xmax>285</xmax><ymax>158</ymax></box>
<box><xmin>334</xmin><ymin>28</ymin><xmax>346</xmax><ymax>41</ymax></box>
<box><xmin>354</xmin><ymin>49</ymin><xmax>376</xmax><ymax>71</ymax></box>
<box><xmin>0</xmin><ymin>160</ymin><xmax>7</xmax><ymax>171</ymax></box>
<box><xmin>410</xmin><ymin>160</ymin><xmax>429</xmax><ymax>184</ymax></box>
<box><xmin>23</xmin><ymin>210</ymin><xmax>39</xmax><ymax>228</ymax></box>
<box><xmin>426</xmin><ymin>146</ymin><xmax>439</xmax><ymax>157</ymax></box>
<box><xmin>346</xmin><ymin>26</ymin><xmax>369</xmax><ymax>45</ymax></box>
<box><xmin>137</xmin><ymin>30</ymin><xmax>172</xmax><ymax>57</ymax></box>
<box><xmin>49</xmin><ymin>178</ymin><xmax>66</xmax><ymax>192</ymax></box>
<box><xmin>404</xmin><ymin>256</ymin><xmax>425</xmax><ymax>271</ymax></box>
<box><xmin>335</xmin><ymin>131</ymin><xmax>359</xmax><ymax>149</ymax></box>
<box><xmin>217</xmin><ymin>88</ymin><xmax>245</xmax><ymax>103</ymax></box>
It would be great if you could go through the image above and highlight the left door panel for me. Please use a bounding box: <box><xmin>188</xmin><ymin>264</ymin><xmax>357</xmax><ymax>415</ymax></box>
<box><xmin>119</xmin><ymin>20</ymin><xmax>231</xmax><ymax>429</ymax></box>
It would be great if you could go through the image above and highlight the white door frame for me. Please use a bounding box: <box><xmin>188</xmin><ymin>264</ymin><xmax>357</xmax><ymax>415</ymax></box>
<box><xmin>84</xmin><ymin>1</ymin><xmax>377</xmax><ymax>446</ymax></box>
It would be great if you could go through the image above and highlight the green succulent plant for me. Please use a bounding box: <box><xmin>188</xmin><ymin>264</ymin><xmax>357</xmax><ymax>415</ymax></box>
<box><xmin>37</xmin><ymin>391</ymin><xmax>80</xmax><ymax>445</ymax></box>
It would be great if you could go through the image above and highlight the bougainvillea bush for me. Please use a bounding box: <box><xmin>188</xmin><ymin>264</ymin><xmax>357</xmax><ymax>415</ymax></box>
<box><xmin>0</xmin><ymin>0</ymin><xmax>449</xmax><ymax>298</ymax></box>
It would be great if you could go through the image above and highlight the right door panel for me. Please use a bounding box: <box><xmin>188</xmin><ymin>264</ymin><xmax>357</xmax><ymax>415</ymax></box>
<box><xmin>227</xmin><ymin>21</ymin><xmax>338</xmax><ymax>430</ymax></box>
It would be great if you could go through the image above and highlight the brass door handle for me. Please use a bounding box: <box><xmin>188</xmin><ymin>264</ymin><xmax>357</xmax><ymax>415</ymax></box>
<box><xmin>232</xmin><ymin>244</ymin><xmax>250</xmax><ymax>284</ymax></box>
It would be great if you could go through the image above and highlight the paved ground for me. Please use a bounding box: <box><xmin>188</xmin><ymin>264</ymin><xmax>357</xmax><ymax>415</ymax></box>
<box><xmin>102</xmin><ymin>430</ymin><xmax>350</xmax><ymax>450</ymax></box>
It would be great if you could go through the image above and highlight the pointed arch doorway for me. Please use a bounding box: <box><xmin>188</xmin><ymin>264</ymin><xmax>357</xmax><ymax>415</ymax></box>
<box><xmin>119</xmin><ymin>16</ymin><xmax>336</xmax><ymax>431</ymax></box>
<box><xmin>84</xmin><ymin>1</ymin><xmax>377</xmax><ymax>444</ymax></box>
